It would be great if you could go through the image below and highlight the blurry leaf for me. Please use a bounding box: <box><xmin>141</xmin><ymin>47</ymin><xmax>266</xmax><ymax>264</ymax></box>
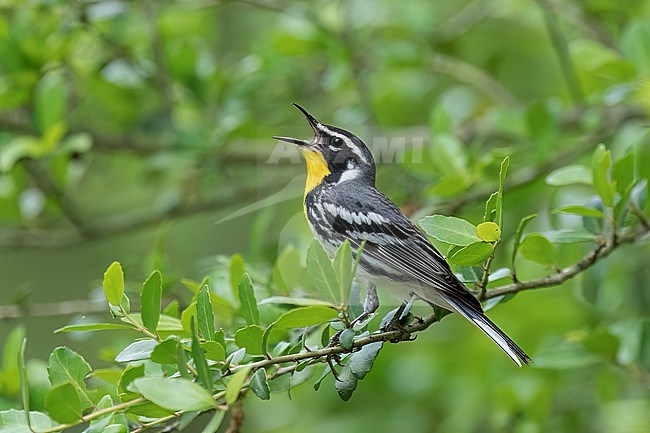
<box><xmin>197</xmin><ymin>285</ymin><xmax>215</xmax><ymax>339</ymax></box>
<box><xmin>238</xmin><ymin>274</ymin><xmax>259</xmax><ymax>325</ymax></box>
<box><xmin>335</xmin><ymin>365</ymin><xmax>358</xmax><ymax>401</ymax></box>
<box><xmin>592</xmin><ymin>144</ymin><xmax>616</xmax><ymax>206</ymax></box>
<box><xmin>115</xmin><ymin>340</ymin><xmax>157</xmax><ymax>363</ymax></box>
<box><xmin>102</xmin><ymin>261</ymin><xmax>124</xmax><ymax>306</ymax></box>
<box><xmin>230</xmin><ymin>254</ymin><xmax>245</xmax><ymax>299</ymax></box>
<box><xmin>0</xmin><ymin>410</ymin><xmax>52</xmax><ymax>433</ymax></box>
<box><xmin>133</xmin><ymin>377</ymin><xmax>216</xmax><ymax>411</ymax></box>
<box><xmin>553</xmin><ymin>206</ymin><xmax>605</xmax><ymax>218</ymax></box>
<box><xmin>225</xmin><ymin>366</ymin><xmax>252</xmax><ymax>405</ymax></box>
<box><xmin>176</xmin><ymin>343</ymin><xmax>191</xmax><ymax>380</ymax></box>
<box><xmin>141</xmin><ymin>270</ymin><xmax>162</xmax><ymax>335</ymax></box>
<box><xmin>34</xmin><ymin>70</ymin><xmax>66</xmax><ymax>133</ymax></box>
<box><xmin>525</xmin><ymin>101</ymin><xmax>555</xmax><ymax>141</ymax></box>
<box><xmin>125</xmin><ymin>314</ymin><xmax>184</xmax><ymax>334</ymax></box>
<box><xmin>496</xmin><ymin>156</ymin><xmax>509</xmax><ymax>228</ymax></box>
<box><xmin>448</xmin><ymin>242</ymin><xmax>493</xmax><ymax>266</ymax></box>
<box><xmin>191</xmin><ymin>318</ymin><xmax>212</xmax><ymax>391</ymax></box>
<box><xmin>349</xmin><ymin>342</ymin><xmax>383</xmax><ymax>380</ymax></box>
<box><xmin>227</xmin><ymin>348</ymin><xmax>246</xmax><ymax>366</ymax></box>
<box><xmin>201</xmin><ymin>341</ymin><xmax>226</xmax><ymax>361</ymax></box>
<box><xmin>258</xmin><ymin>296</ymin><xmax>336</xmax><ymax>307</ymax></box>
<box><xmin>162</xmin><ymin>300</ymin><xmax>180</xmax><ymax>318</ymax></box>
<box><xmin>200</xmin><ymin>411</ymin><xmax>225</xmax><ymax>433</ymax></box>
<box><xmin>103</xmin><ymin>426</ymin><xmax>127</xmax><ymax>433</ymax></box>
<box><xmin>249</xmin><ymin>368</ymin><xmax>270</xmax><ymax>400</ymax></box>
<box><xmin>534</xmin><ymin>341</ymin><xmax>600</xmax><ymax>369</ymax></box>
<box><xmin>428</xmin><ymin>174</ymin><xmax>468</xmax><ymax>198</ymax></box>
<box><xmin>55</xmin><ymin>323</ymin><xmax>135</xmax><ymax>333</ymax></box>
<box><xmin>484</xmin><ymin>192</ymin><xmax>498</xmax><ymax>222</ymax></box>
<box><xmin>519</xmin><ymin>234</ymin><xmax>556</xmax><ymax>265</ymax></box>
<box><xmin>307</xmin><ymin>240</ymin><xmax>340</xmax><ymax>304</ymax></box>
<box><xmin>612</xmin><ymin>152</ymin><xmax>635</xmax><ymax>193</ymax></box>
<box><xmin>545</xmin><ymin>165</ymin><xmax>592</xmax><ymax>186</ymax></box>
<box><xmin>213</xmin><ymin>328</ymin><xmax>227</xmax><ymax>349</ymax></box>
<box><xmin>430</xmin><ymin>104</ymin><xmax>453</xmax><ymax>135</ymax></box>
<box><xmin>18</xmin><ymin>339</ymin><xmax>29</xmax><ymax>428</ymax></box>
<box><xmin>234</xmin><ymin>325</ymin><xmax>264</xmax><ymax>355</ymax></box>
<box><xmin>274</xmin><ymin>306</ymin><xmax>338</xmax><ymax>328</ymax></box>
<box><xmin>334</xmin><ymin>241</ymin><xmax>354</xmax><ymax>307</ymax></box>
<box><xmin>45</xmin><ymin>382</ymin><xmax>82</xmax><ymax>424</ymax></box>
<box><xmin>0</xmin><ymin>136</ymin><xmax>43</xmax><ymax>173</ymax></box>
<box><xmin>430</xmin><ymin>134</ymin><xmax>469</xmax><ymax>179</ymax></box>
<box><xmin>630</xmin><ymin>179</ymin><xmax>647</xmax><ymax>210</ymax></box>
<box><xmin>541</xmin><ymin>229</ymin><xmax>597</xmax><ymax>243</ymax></box>
<box><xmin>118</xmin><ymin>364</ymin><xmax>144</xmax><ymax>402</ymax></box>
<box><xmin>419</xmin><ymin>215</ymin><xmax>480</xmax><ymax>246</ymax></box>
<box><xmin>83</xmin><ymin>394</ymin><xmax>115</xmax><ymax>433</ymax></box>
<box><xmin>476</xmin><ymin>221</ymin><xmax>501</xmax><ymax>242</ymax></box>
<box><xmin>339</xmin><ymin>328</ymin><xmax>355</xmax><ymax>351</ymax></box>
<box><xmin>150</xmin><ymin>338</ymin><xmax>178</xmax><ymax>364</ymax></box>
<box><xmin>582</xmin><ymin>328</ymin><xmax>620</xmax><ymax>361</ymax></box>
<box><xmin>582</xmin><ymin>196</ymin><xmax>606</xmax><ymax>234</ymax></box>
<box><xmin>272</xmin><ymin>247</ymin><xmax>303</xmax><ymax>295</ymax></box>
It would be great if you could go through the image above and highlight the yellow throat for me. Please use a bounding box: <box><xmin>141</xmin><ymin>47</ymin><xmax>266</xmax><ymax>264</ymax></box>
<box><xmin>302</xmin><ymin>149</ymin><xmax>330</xmax><ymax>199</ymax></box>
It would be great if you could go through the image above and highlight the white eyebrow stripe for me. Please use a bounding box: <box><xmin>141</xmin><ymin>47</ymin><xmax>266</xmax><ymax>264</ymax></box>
<box><xmin>316</xmin><ymin>123</ymin><xmax>368</xmax><ymax>164</ymax></box>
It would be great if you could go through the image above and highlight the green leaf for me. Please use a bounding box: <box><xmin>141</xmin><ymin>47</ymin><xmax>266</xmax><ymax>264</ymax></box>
<box><xmin>150</xmin><ymin>337</ymin><xmax>179</xmax><ymax>364</ymax></box>
<box><xmin>339</xmin><ymin>328</ymin><xmax>355</xmax><ymax>351</ymax></box>
<box><xmin>201</xmin><ymin>341</ymin><xmax>226</xmax><ymax>361</ymax></box>
<box><xmin>335</xmin><ymin>365</ymin><xmax>358</xmax><ymax>401</ymax></box>
<box><xmin>176</xmin><ymin>343</ymin><xmax>191</xmax><ymax>380</ymax></box>
<box><xmin>592</xmin><ymin>144</ymin><xmax>616</xmax><ymax>206</ymax></box>
<box><xmin>545</xmin><ymin>165</ymin><xmax>592</xmax><ymax>186</ymax></box>
<box><xmin>612</xmin><ymin>152</ymin><xmax>635</xmax><ymax>193</ymax></box>
<box><xmin>419</xmin><ymin>215</ymin><xmax>481</xmax><ymax>246</ymax></box>
<box><xmin>496</xmin><ymin>156</ymin><xmax>509</xmax><ymax>228</ymax></box>
<box><xmin>519</xmin><ymin>234</ymin><xmax>556</xmax><ymax>265</ymax></box>
<box><xmin>230</xmin><ymin>254</ymin><xmax>245</xmax><ymax>299</ymax></box>
<box><xmin>484</xmin><ymin>192</ymin><xmax>499</xmax><ymax>222</ymax></box>
<box><xmin>272</xmin><ymin>247</ymin><xmax>303</xmax><ymax>295</ymax></box>
<box><xmin>630</xmin><ymin>179</ymin><xmax>647</xmax><ymax>211</ymax></box>
<box><xmin>47</xmin><ymin>346</ymin><xmax>91</xmax><ymax>391</ymax></box>
<box><xmin>258</xmin><ymin>296</ymin><xmax>336</xmax><ymax>307</ymax></box>
<box><xmin>274</xmin><ymin>306</ymin><xmax>339</xmax><ymax>328</ymax></box>
<box><xmin>102</xmin><ymin>261</ymin><xmax>124</xmax><ymax>307</ymax></box>
<box><xmin>54</xmin><ymin>323</ymin><xmax>135</xmax><ymax>333</ymax></box>
<box><xmin>213</xmin><ymin>328</ymin><xmax>227</xmax><ymax>349</ymax></box>
<box><xmin>200</xmin><ymin>410</ymin><xmax>226</xmax><ymax>433</ymax></box>
<box><xmin>115</xmin><ymin>340</ymin><xmax>157</xmax><ymax>363</ymax></box>
<box><xmin>541</xmin><ymin>229</ymin><xmax>597</xmax><ymax>243</ymax></box>
<box><xmin>141</xmin><ymin>270</ymin><xmax>162</xmax><ymax>334</ymax></box>
<box><xmin>2</xmin><ymin>326</ymin><xmax>24</xmax><ymax>395</ymax></box>
<box><xmin>225</xmin><ymin>366</ymin><xmax>252</xmax><ymax>405</ymax></box>
<box><xmin>18</xmin><ymin>339</ymin><xmax>29</xmax><ymax>431</ymax></box>
<box><xmin>34</xmin><ymin>70</ymin><xmax>66</xmax><ymax>133</ymax></box>
<box><xmin>448</xmin><ymin>242</ymin><xmax>494</xmax><ymax>266</ymax></box>
<box><xmin>197</xmin><ymin>285</ymin><xmax>216</xmax><ymax>339</ymax></box>
<box><xmin>349</xmin><ymin>342</ymin><xmax>383</xmax><ymax>380</ymax></box>
<box><xmin>238</xmin><ymin>274</ymin><xmax>260</xmax><ymax>325</ymax></box>
<box><xmin>191</xmin><ymin>318</ymin><xmax>212</xmax><ymax>391</ymax></box>
<box><xmin>118</xmin><ymin>364</ymin><xmax>144</xmax><ymax>402</ymax></box>
<box><xmin>511</xmin><ymin>214</ymin><xmax>537</xmax><ymax>269</ymax></box>
<box><xmin>249</xmin><ymin>368</ymin><xmax>270</xmax><ymax>400</ymax></box>
<box><xmin>45</xmin><ymin>382</ymin><xmax>82</xmax><ymax>424</ymax></box>
<box><xmin>306</xmin><ymin>240</ymin><xmax>340</xmax><ymax>304</ymax></box>
<box><xmin>234</xmin><ymin>325</ymin><xmax>264</xmax><ymax>356</ymax></box>
<box><xmin>80</xmin><ymin>395</ymin><xmax>115</xmax><ymax>433</ymax></box>
<box><xmin>553</xmin><ymin>206</ymin><xmax>605</xmax><ymax>218</ymax></box>
<box><xmin>0</xmin><ymin>410</ymin><xmax>52</xmax><ymax>433</ymax></box>
<box><xmin>133</xmin><ymin>377</ymin><xmax>216</xmax><ymax>411</ymax></box>
<box><xmin>334</xmin><ymin>240</ymin><xmax>353</xmax><ymax>306</ymax></box>
<box><xmin>476</xmin><ymin>221</ymin><xmax>501</xmax><ymax>242</ymax></box>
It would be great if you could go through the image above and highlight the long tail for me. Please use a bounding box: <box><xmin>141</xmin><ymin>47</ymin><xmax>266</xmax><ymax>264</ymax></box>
<box><xmin>444</xmin><ymin>296</ymin><xmax>531</xmax><ymax>367</ymax></box>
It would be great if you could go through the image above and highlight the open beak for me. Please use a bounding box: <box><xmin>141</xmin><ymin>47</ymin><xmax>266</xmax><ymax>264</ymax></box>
<box><xmin>272</xmin><ymin>103</ymin><xmax>321</xmax><ymax>147</ymax></box>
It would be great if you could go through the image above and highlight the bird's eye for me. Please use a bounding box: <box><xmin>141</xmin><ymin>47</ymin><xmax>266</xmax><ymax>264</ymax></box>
<box><xmin>331</xmin><ymin>137</ymin><xmax>344</xmax><ymax>147</ymax></box>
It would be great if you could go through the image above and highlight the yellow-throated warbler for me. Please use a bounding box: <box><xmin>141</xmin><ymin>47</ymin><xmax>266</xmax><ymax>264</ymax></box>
<box><xmin>274</xmin><ymin>104</ymin><xmax>531</xmax><ymax>366</ymax></box>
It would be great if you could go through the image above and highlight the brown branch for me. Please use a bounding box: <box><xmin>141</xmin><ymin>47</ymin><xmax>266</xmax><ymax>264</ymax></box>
<box><xmin>484</xmin><ymin>225</ymin><xmax>649</xmax><ymax>299</ymax></box>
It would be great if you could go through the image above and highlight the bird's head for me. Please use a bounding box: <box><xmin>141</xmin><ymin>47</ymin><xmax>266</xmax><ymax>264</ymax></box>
<box><xmin>274</xmin><ymin>103</ymin><xmax>376</xmax><ymax>193</ymax></box>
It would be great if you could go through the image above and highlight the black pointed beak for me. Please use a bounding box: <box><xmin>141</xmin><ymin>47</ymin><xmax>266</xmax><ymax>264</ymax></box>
<box><xmin>291</xmin><ymin>102</ymin><xmax>321</xmax><ymax>133</ymax></box>
<box><xmin>272</xmin><ymin>103</ymin><xmax>323</xmax><ymax>147</ymax></box>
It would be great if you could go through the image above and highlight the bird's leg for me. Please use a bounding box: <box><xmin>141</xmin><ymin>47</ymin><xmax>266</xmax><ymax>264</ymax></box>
<box><xmin>349</xmin><ymin>282</ymin><xmax>379</xmax><ymax>329</ymax></box>
<box><xmin>327</xmin><ymin>282</ymin><xmax>378</xmax><ymax>348</ymax></box>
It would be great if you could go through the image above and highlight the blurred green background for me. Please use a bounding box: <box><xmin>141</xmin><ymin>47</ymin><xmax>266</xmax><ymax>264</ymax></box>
<box><xmin>0</xmin><ymin>0</ymin><xmax>649</xmax><ymax>432</ymax></box>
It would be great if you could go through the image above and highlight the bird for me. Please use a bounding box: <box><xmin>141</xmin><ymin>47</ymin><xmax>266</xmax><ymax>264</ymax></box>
<box><xmin>273</xmin><ymin>103</ymin><xmax>531</xmax><ymax>367</ymax></box>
